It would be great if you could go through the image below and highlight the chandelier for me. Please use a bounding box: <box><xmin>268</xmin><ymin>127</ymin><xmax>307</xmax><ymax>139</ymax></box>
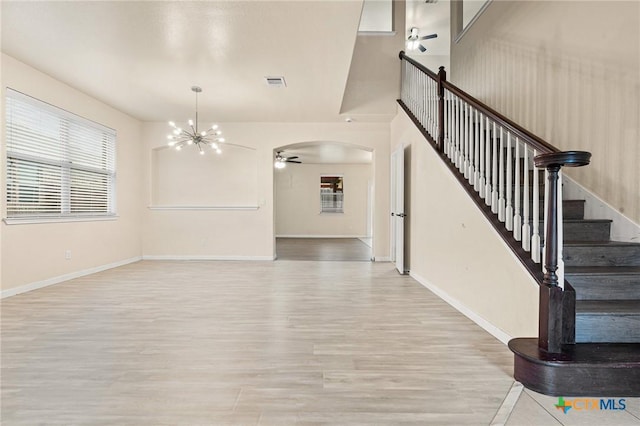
<box><xmin>167</xmin><ymin>86</ymin><xmax>225</xmax><ymax>155</ymax></box>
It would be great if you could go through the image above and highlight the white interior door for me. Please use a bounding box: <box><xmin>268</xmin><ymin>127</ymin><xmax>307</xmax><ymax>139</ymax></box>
<box><xmin>391</xmin><ymin>145</ymin><xmax>405</xmax><ymax>274</ymax></box>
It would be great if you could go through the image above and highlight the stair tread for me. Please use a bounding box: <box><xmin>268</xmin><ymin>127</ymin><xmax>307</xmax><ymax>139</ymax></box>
<box><xmin>577</xmin><ymin>300</ymin><xmax>640</xmax><ymax>314</ymax></box>
<box><xmin>563</xmin><ymin>240</ymin><xmax>640</xmax><ymax>247</ymax></box>
<box><xmin>510</xmin><ymin>338</ymin><xmax>640</xmax><ymax>365</ymax></box>
<box><xmin>566</xmin><ymin>266</ymin><xmax>640</xmax><ymax>275</ymax></box>
<box><xmin>528</xmin><ymin>219</ymin><xmax>611</xmax><ymax>224</ymax></box>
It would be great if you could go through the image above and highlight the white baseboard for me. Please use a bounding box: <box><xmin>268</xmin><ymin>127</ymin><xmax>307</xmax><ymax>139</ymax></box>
<box><xmin>410</xmin><ymin>271</ymin><xmax>513</xmax><ymax>345</ymax></box>
<box><xmin>373</xmin><ymin>256</ymin><xmax>391</xmax><ymax>262</ymax></box>
<box><xmin>276</xmin><ymin>235</ymin><xmax>367</xmax><ymax>238</ymax></box>
<box><xmin>1</xmin><ymin>256</ymin><xmax>142</xmax><ymax>299</ymax></box>
<box><xmin>142</xmin><ymin>255</ymin><xmax>275</xmax><ymax>261</ymax></box>
<box><xmin>563</xmin><ymin>175</ymin><xmax>640</xmax><ymax>243</ymax></box>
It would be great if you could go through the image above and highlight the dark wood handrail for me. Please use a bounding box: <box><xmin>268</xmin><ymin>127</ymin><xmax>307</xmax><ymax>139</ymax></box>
<box><xmin>399</xmin><ymin>50</ymin><xmax>558</xmax><ymax>155</ymax></box>
<box><xmin>399</xmin><ymin>51</ymin><xmax>438</xmax><ymax>79</ymax></box>
<box><xmin>399</xmin><ymin>51</ymin><xmax>593</xmax><ymax>354</ymax></box>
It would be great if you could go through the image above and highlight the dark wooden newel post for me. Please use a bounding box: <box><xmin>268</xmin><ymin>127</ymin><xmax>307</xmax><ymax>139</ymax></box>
<box><xmin>437</xmin><ymin>66</ymin><xmax>446</xmax><ymax>153</ymax></box>
<box><xmin>534</xmin><ymin>151</ymin><xmax>591</xmax><ymax>353</ymax></box>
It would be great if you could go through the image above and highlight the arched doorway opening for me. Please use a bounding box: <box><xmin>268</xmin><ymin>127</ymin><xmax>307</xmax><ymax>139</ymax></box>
<box><xmin>273</xmin><ymin>141</ymin><xmax>374</xmax><ymax>261</ymax></box>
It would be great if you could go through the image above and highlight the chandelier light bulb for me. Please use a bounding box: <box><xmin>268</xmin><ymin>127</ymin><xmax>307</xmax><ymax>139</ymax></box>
<box><xmin>188</xmin><ymin>119</ymin><xmax>194</xmax><ymax>126</ymax></box>
<box><xmin>176</xmin><ymin>145</ymin><xmax>182</xmax><ymax>151</ymax></box>
<box><xmin>216</xmin><ymin>148</ymin><xmax>222</xmax><ymax>154</ymax></box>
<box><xmin>168</xmin><ymin>141</ymin><xmax>176</xmax><ymax>146</ymax></box>
<box><xmin>217</xmin><ymin>137</ymin><xmax>225</xmax><ymax>143</ymax></box>
<box><xmin>201</xmin><ymin>131</ymin><xmax>207</xmax><ymax>136</ymax></box>
<box><xmin>168</xmin><ymin>121</ymin><xmax>176</xmax><ymax>127</ymax></box>
<box><xmin>173</xmin><ymin>129</ymin><xmax>180</xmax><ymax>135</ymax></box>
<box><xmin>199</xmin><ymin>150</ymin><xmax>205</xmax><ymax>155</ymax></box>
<box><xmin>187</xmin><ymin>139</ymin><xmax>193</xmax><ymax>145</ymax></box>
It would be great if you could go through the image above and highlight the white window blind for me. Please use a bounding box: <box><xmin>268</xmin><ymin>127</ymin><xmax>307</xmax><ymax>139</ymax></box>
<box><xmin>5</xmin><ymin>89</ymin><xmax>116</xmax><ymax>219</ymax></box>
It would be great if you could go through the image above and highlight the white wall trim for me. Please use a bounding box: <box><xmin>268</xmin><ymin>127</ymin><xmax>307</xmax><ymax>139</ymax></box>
<box><xmin>563</xmin><ymin>175</ymin><xmax>640</xmax><ymax>243</ymax></box>
<box><xmin>410</xmin><ymin>271</ymin><xmax>513</xmax><ymax>345</ymax></box>
<box><xmin>3</xmin><ymin>215</ymin><xmax>119</xmax><ymax>225</ymax></box>
<box><xmin>275</xmin><ymin>234</ymin><xmax>367</xmax><ymax>239</ymax></box>
<box><xmin>142</xmin><ymin>255</ymin><xmax>275</xmax><ymax>261</ymax></box>
<box><xmin>373</xmin><ymin>256</ymin><xmax>391</xmax><ymax>262</ymax></box>
<box><xmin>1</xmin><ymin>256</ymin><xmax>142</xmax><ymax>299</ymax></box>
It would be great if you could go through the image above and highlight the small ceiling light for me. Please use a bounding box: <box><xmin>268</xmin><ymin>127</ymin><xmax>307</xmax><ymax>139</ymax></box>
<box><xmin>345</xmin><ymin>117</ymin><xmax>353</xmax><ymax>123</ymax></box>
<box><xmin>166</xmin><ymin>86</ymin><xmax>226</xmax><ymax>154</ymax></box>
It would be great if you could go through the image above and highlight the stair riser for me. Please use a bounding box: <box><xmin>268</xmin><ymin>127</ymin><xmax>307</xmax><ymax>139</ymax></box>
<box><xmin>564</xmin><ymin>245</ymin><xmax>640</xmax><ymax>267</ymax></box>
<box><xmin>537</xmin><ymin>221</ymin><xmax>611</xmax><ymax>242</ymax></box>
<box><xmin>568</xmin><ymin>275</ymin><xmax>640</xmax><ymax>300</ymax></box>
<box><xmin>565</xmin><ymin>222</ymin><xmax>610</xmax><ymax>242</ymax></box>
<box><xmin>576</xmin><ymin>314</ymin><xmax>640</xmax><ymax>343</ymax></box>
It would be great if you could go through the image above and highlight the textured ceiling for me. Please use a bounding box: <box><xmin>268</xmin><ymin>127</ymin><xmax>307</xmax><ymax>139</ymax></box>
<box><xmin>1</xmin><ymin>0</ymin><xmax>396</xmax><ymax>123</ymax></box>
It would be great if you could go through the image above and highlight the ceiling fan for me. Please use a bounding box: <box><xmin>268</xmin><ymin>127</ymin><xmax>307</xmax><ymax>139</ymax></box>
<box><xmin>274</xmin><ymin>151</ymin><xmax>301</xmax><ymax>169</ymax></box>
<box><xmin>407</xmin><ymin>27</ymin><xmax>437</xmax><ymax>52</ymax></box>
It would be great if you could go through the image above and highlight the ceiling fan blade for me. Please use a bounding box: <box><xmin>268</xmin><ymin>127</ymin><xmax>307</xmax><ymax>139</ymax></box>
<box><xmin>285</xmin><ymin>156</ymin><xmax>299</xmax><ymax>160</ymax></box>
<box><xmin>420</xmin><ymin>34</ymin><xmax>438</xmax><ymax>40</ymax></box>
<box><xmin>286</xmin><ymin>160</ymin><xmax>302</xmax><ymax>163</ymax></box>
<box><xmin>418</xmin><ymin>44</ymin><xmax>427</xmax><ymax>53</ymax></box>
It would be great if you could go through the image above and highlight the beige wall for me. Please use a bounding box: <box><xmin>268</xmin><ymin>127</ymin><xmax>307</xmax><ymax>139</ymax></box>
<box><xmin>142</xmin><ymin>122</ymin><xmax>390</xmax><ymax>260</ymax></box>
<box><xmin>275</xmin><ymin>163</ymin><xmax>372</xmax><ymax>237</ymax></box>
<box><xmin>1</xmin><ymin>54</ymin><xmax>143</xmax><ymax>292</ymax></box>
<box><xmin>451</xmin><ymin>0</ymin><xmax>640</xmax><ymax>224</ymax></box>
<box><xmin>391</xmin><ymin>108</ymin><xmax>538</xmax><ymax>339</ymax></box>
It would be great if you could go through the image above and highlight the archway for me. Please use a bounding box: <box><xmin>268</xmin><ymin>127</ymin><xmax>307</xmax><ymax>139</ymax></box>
<box><xmin>273</xmin><ymin>141</ymin><xmax>375</xmax><ymax>261</ymax></box>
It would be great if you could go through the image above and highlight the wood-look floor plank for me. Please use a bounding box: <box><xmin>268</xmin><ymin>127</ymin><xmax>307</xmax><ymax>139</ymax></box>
<box><xmin>2</xmin><ymin>259</ymin><xmax>518</xmax><ymax>424</ymax></box>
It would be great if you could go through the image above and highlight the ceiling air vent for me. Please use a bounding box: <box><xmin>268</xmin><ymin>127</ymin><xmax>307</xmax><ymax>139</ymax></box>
<box><xmin>265</xmin><ymin>76</ymin><xmax>286</xmax><ymax>88</ymax></box>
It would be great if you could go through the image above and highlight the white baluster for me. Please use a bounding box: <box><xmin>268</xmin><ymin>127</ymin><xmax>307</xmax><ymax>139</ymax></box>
<box><xmin>557</xmin><ymin>171</ymin><xmax>564</xmax><ymax>290</ymax></box>
<box><xmin>433</xmin><ymin>80</ymin><xmax>438</xmax><ymax>137</ymax></box>
<box><xmin>447</xmin><ymin>91</ymin><xmax>453</xmax><ymax>159</ymax></box>
<box><xmin>505</xmin><ymin>132</ymin><xmax>513</xmax><ymax>230</ymax></box>
<box><xmin>484</xmin><ymin>115</ymin><xmax>491</xmax><ymax>203</ymax></box>
<box><xmin>468</xmin><ymin>106</ymin><xmax>475</xmax><ymax>183</ymax></box>
<box><xmin>498</xmin><ymin>126</ymin><xmax>506</xmax><ymax>222</ymax></box>
<box><xmin>542</xmin><ymin>169</ymin><xmax>549</xmax><ymax>269</ymax></box>
<box><xmin>463</xmin><ymin>103</ymin><xmax>469</xmax><ymax>177</ymax></box>
<box><xmin>424</xmin><ymin>76</ymin><xmax>429</xmax><ymax>132</ymax></box>
<box><xmin>492</xmin><ymin>121</ymin><xmax>499</xmax><ymax>213</ymax></box>
<box><xmin>457</xmin><ymin>98</ymin><xmax>463</xmax><ymax>170</ymax></box>
<box><xmin>531</xmin><ymin>149</ymin><xmax>541</xmax><ymax>263</ymax></box>
<box><xmin>513</xmin><ymin>137</ymin><xmax>522</xmax><ymax>240</ymax></box>
<box><xmin>421</xmin><ymin>73</ymin><xmax>427</xmax><ymax>129</ymax></box>
<box><xmin>473</xmin><ymin>109</ymin><xmax>480</xmax><ymax>190</ymax></box>
<box><xmin>479</xmin><ymin>112</ymin><xmax>486</xmax><ymax>197</ymax></box>
<box><xmin>522</xmin><ymin>145</ymin><xmax>531</xmax><ymax>251</ymax></box>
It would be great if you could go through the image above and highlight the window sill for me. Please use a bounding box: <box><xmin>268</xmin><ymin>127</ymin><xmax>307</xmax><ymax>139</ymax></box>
<box><xmin>148</xmin><ymin>206</ymin><xmax>260</xmax><ymax>211</ymax></box>
<box><xmin>3</xmin><ymin>215</ymin><xmax>118</xmax><ymax>225</ymax></box>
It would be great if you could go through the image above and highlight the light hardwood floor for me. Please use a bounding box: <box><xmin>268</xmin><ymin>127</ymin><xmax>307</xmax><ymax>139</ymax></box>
<box><xmin>2</xmin><ymin>260</ymin><xmax>514</xmax><ymax>425</ymax></box>
<box><xmin>2</xmin><ymin>260</ymin><xmax>638</xmax><ymax>425</ymax></box>
<box><xmin>276</xmin><ymin>238</ymin><xmax>372</xmax><ymax>261</ymax></box>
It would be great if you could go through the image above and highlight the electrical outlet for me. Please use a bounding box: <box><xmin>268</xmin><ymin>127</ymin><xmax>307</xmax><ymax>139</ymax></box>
<box><xmin>65</xmin><ymin>250</ymin><xmax>71</xmax><ymax>260</ymax></box>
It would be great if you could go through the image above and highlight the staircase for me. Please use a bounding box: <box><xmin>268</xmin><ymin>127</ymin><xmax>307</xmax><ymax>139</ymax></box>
<box><xmin>398</xmin><ymin>51</ymin><xmax>640</xmax><ymax>396</ymax></box>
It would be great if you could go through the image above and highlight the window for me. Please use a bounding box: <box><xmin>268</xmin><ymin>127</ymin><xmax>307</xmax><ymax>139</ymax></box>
<box><xmin>5</xmin><ymin>89</ymin><xmax>116</xmax><ymax>221</ymax></box>
<box><xmin>320</xmin><ymin>175</ymin><xmax>343</xmax><ymax>213</ymax></box>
